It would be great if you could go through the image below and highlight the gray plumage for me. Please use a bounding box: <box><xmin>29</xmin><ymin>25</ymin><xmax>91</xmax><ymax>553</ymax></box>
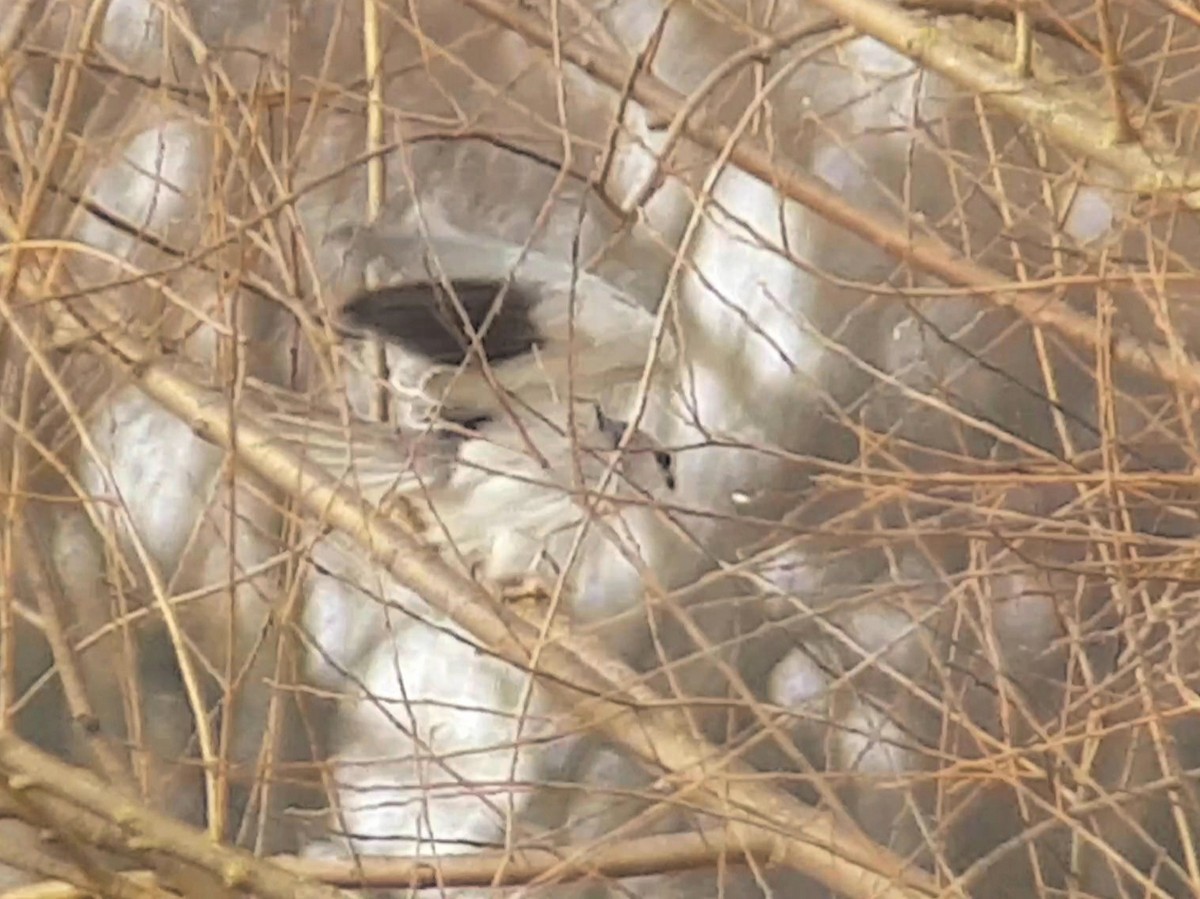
<box><xmin>325</xmin><ymin>221</ymin><xmax>676</xmax><ymax>426</ymax></box>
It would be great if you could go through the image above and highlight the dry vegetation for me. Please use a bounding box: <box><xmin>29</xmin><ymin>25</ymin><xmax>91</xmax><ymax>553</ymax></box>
<box><xmin>4</xmin><ymin>0</ymin><xmax>1200</xmax><ymax>896</ymax></box>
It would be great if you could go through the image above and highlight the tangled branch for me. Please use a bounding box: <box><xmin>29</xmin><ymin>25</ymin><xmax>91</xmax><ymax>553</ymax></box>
<box><xmin>0</xmin><ymin>272</ymin><xmax>948</xmax><ymax>899</ymax></box>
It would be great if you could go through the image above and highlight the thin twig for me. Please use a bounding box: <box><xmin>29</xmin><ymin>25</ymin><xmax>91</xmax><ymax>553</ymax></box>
<box><xmin>1011</xmin><ymin>1</ymin><xmax>1032</xmax><ymax>75</ymax></box>
<box><xmin>1094</xmin><ymin>0</ymin><xmax>1135</xmax><ymax>142</ymax></box>
<box><xmin>361</xmin><ymin>0</ymin><xmax>390</xmax><ymax>423</ymax></box>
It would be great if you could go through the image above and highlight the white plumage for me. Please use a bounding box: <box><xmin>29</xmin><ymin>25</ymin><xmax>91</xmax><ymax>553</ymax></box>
<box><xmin>182</xmin><ymin>365</ymin><xmax>679</xmax><ymax>867</ymax></box>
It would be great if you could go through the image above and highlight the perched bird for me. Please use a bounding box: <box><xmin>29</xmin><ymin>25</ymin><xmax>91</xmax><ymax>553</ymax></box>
<box><xmin>193</xmin><ymin>364</ymin><xmax>677</xmax><ymax>863</ymax></box>
<box><xmin>323</xmin><ymin>219</ymin><xmax>677</xmax><ymax>428</ymax></box>
<box><xmin>156</xmin><ymin>217</ymin><xmax>678</xmax><ymax>861</ymax></box>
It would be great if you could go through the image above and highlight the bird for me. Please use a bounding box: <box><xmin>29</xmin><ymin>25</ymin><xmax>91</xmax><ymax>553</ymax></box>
<box><xmin>245</xmin><ymin>373</ymin><xmax>676</xmax><ymax>867</ymax></box>
<box><xmin>140</xmin><ymin>355</ymin><xmax>676</xmax><ymax>864</ymax></box>
<box><xmin>136</xmin><ymin>211</ymin><xmax>679</xmax><ymax>862</ymax></box>
<box><xmin>321</xmin><ymin>218</ymin><xmax>678</xmax><ymax>429</ymax></box>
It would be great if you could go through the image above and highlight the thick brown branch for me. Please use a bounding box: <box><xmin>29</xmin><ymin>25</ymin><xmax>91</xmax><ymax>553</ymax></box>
<box><xmin>0</xmin><ymin>827</ymin><xmax>775</xmax><ymax>895</ymax></box>
<box><xmin>0</xmin><ymin>734</ymin><xmax>352</xmax><ymax>899</ymax></box>
<box><xmin>804</xmin><ymin>0</ymin><xmax>1193</xmax><ymax>198</ymax></box>
<box><xmin>0</xmin><ymin>819</ymin><xmax>164</xmax><ymax>899</ymax></box>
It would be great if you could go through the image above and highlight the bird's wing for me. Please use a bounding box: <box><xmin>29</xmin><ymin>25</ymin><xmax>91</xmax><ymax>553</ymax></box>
<box><xmin>250</xmin><ymin>377</ymin><xmax>464</xmax><ymax>504</ymax></box>
<box><xmin>169</xmin><ymin>363</ymin><xmax>463</xmax><ymax>511</ymax></box>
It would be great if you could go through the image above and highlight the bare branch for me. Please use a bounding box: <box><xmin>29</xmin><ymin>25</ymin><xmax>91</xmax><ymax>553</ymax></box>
<box><xmin>0</xmin><ymin>826</ymin><xmax>780</xmax><ymax>894</ymax></box>
<box><xmin>805</xmin><ymin>0</ymin><xmax>1193</xmax><ymax>198</ymax></box>
<box><xmin>0</xmin><ymin>733</ymin><xmax>353</xmax><ymax>899</ymax></box>
<box><xmin>9</xmin><ymin>521</ymin><xmax>132</xmax><ymax>791</ymax></box>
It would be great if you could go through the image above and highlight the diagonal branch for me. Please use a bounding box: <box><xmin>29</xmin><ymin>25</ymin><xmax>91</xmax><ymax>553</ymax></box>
<box><xmin>0</xmin><ymin>825</ymin><xmax>774</xmax><ymax>895</ymax></box>
<box><xmin>0</xmin><ymin>735</ymin><xmax>349</xmax><ymax>899</ymax></box>
<box><xmin>8</xmin><ymin>520</ymin><xmax>134</xmax><ymax>791</ymax></box>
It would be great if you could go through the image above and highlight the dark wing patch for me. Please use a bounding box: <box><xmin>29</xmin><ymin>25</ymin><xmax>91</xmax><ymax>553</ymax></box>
<box><xmin>339</xmin><ymin>279</ymin><xmax>543</xmax><ymax>367</ymax></box>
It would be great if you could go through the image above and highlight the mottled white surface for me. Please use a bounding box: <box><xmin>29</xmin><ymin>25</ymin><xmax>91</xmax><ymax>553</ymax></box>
<box><xmin>74</xmin><ymin>117</ymin><xmax>208</xmax><ymax>254</ymax></box>
<box><xmin>15</xmin><ymin>2</ymin><xmax>1200</xmax><ymax>895</ymax></box>
<box><xmin>99</xmin><ymin>0</ymin><xmax>163</xmax><ymax>76</ymax></box>
<box><xmin>303</xmin><ymin>571</ymin><xmax>569</xmax><ymax>859</ymax></box>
